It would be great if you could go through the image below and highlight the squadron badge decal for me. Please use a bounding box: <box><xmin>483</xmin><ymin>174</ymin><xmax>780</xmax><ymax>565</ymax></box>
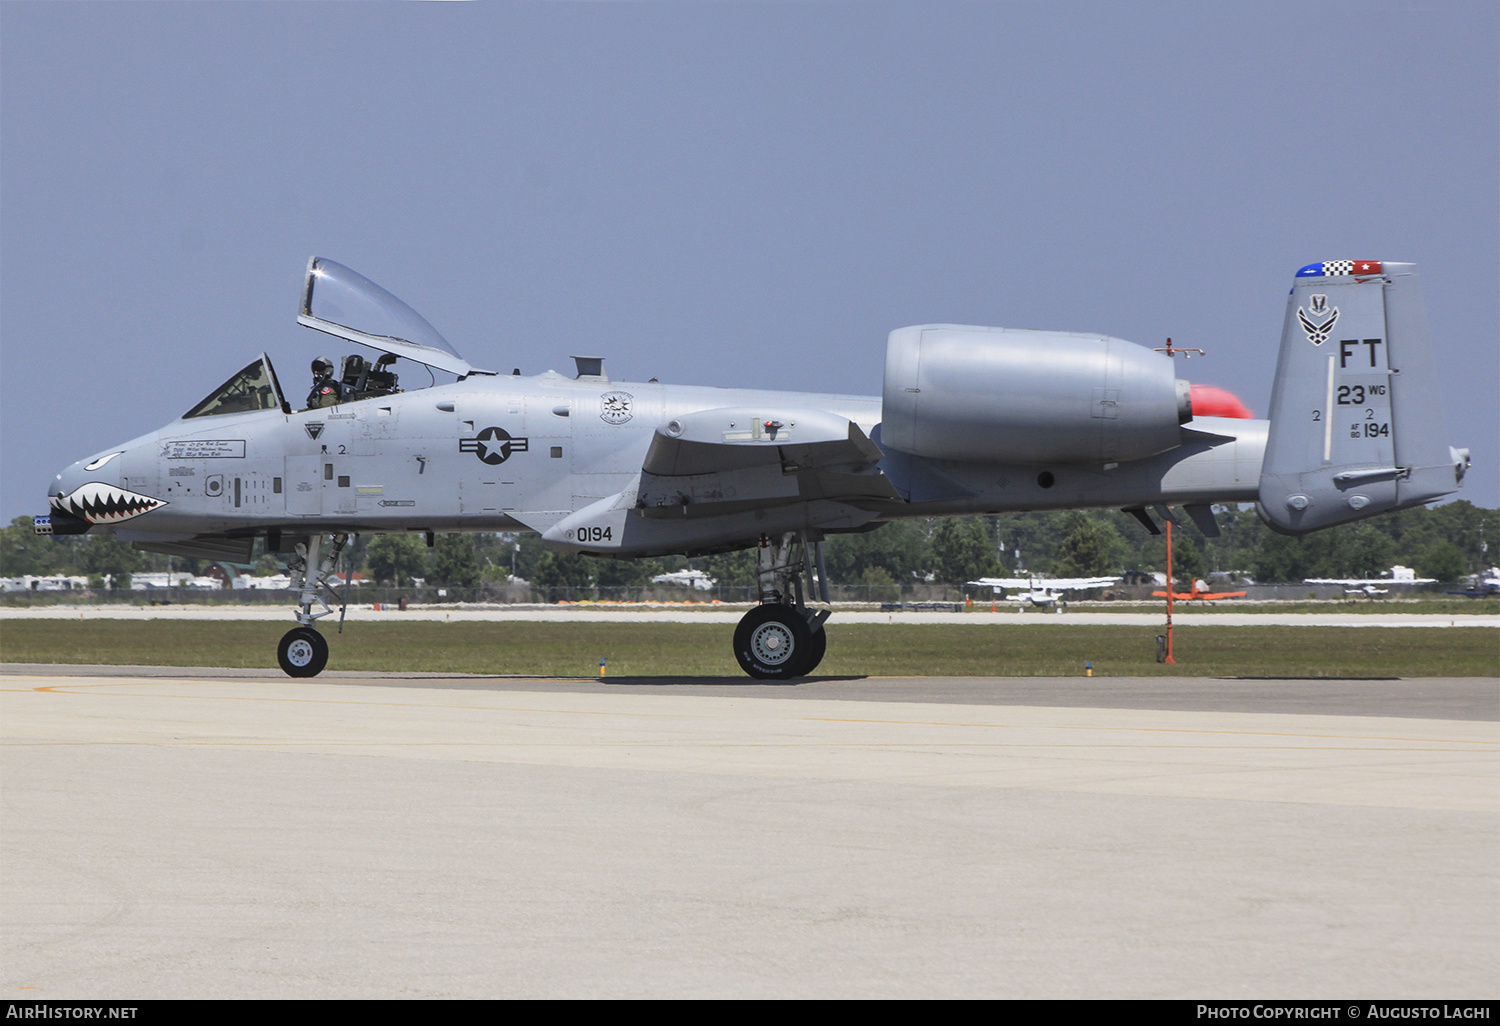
<box><xmin>1297</xmin><ymin>294</ymin><xmax>1338</xmax><ymax>346</ymax></box>
<box><xmin>460</xmin><ymin>426</ymin><xmax>530</xmax><ymax>465</ymax></box>
<box><xmin>600</xmin><ymin>391</ymin><xmax>634</xmax><ymax>425</ymax></box>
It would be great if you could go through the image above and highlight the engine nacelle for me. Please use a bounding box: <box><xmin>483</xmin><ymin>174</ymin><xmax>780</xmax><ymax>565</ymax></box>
<box><xmin>880</xmin><ymin>325</ymin><xmax>1191</xmax><ymax>465</ymax></box>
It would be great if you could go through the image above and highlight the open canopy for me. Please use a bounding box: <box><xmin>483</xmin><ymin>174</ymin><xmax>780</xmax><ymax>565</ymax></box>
<box><xmin>297</xmin><ymin>257</ymin><xmax>489</xmax><ymax>377</ymax></box>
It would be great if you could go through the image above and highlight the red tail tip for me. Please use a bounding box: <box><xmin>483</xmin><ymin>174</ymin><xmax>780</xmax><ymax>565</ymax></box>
<box><xmin>1190</xmin><ymin>384</ymin><xmax>1253</xmax><ymax>419</ymax></box>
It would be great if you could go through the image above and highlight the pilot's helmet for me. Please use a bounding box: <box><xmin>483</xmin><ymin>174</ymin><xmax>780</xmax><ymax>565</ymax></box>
<box><xmin>312</xmin><ymin>356</ymin><xmax>334</xmax><ymax>377</ymax></box>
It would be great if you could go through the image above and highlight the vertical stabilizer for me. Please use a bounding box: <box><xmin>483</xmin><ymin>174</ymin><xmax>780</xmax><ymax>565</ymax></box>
<box><xmin>1258</xmin><ymin>261</ymin><xmax>1466</xmax><ymax>534</ymax></box>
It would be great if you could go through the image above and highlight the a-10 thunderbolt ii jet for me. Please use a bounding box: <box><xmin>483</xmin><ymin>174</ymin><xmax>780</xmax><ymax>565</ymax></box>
<box><xmin>38</xmin><ymin>257</ymin><xmax>1470</xmax><ymax>678</ymax></box>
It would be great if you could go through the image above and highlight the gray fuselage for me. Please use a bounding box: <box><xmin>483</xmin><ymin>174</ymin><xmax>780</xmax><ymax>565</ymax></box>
<box><xmin>53</xmin><ymin>367</ymin><xmax>1265</xmax><ymax>556</ymax></box>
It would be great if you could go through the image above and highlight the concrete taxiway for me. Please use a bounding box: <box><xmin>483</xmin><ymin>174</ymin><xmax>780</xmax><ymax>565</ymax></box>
<box><xmin>2</xmin><ymin>665</ymin><xmax>1496</xmax><ymax>998</ymax></box>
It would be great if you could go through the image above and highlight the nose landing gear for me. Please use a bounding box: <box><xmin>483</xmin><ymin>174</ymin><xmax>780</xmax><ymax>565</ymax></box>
<box><xmin>732</xmin><ymin>532</ymin><xmax>831</xmax><ymax>680</ymax></box>
<box><xmin>276</xmin><ymin>532</ymin><xmax>352</xmax><ymax>678</ymax></box>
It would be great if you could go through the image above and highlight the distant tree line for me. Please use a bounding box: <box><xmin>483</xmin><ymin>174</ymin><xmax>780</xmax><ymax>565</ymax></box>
<box><xmin>2</xmin><ymin>499</ymin><xmax>1493</xmax><ymax>591</ymax></box>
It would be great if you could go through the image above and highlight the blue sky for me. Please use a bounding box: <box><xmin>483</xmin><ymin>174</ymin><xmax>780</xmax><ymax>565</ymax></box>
<box><xmin>3</xmin><ymin>1</ymin><xmax>1495</xmax><ymax>521</ymax></box>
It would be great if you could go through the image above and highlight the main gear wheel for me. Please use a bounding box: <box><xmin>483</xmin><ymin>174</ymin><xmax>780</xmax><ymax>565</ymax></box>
<box><xmin>734</xmin><ymin>604</ymin><xmax>817</xmax><ymax>680</ymax></box>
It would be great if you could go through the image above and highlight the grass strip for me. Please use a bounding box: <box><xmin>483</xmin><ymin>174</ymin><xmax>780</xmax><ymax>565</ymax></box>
<box><xmin>2</xmin><ymin>620</ymin><xmax>1495</xmax><ymax>678</ymax></box>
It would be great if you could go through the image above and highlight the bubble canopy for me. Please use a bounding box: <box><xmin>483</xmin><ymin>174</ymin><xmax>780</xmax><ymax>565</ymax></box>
<box><xmin>297</xmin><ymin>257</ymin><xmax>488</xmax><ymax>377</ymax></box>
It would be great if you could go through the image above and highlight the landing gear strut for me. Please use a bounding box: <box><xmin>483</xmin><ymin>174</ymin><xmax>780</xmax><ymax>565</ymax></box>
<box><xmin>277</xmin><ymin>532</ymin><xmax>352</xmax><ymax>678</ymax></box>
<box><xmin>732</xmin><ymin>532</ymin><xmax>831</xmax><ymax>680</ymax></box>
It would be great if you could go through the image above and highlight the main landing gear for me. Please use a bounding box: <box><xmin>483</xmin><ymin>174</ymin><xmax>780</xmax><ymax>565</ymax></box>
<box><xmin>277</xmin><ymin>532</ymin><xmax>352</xmax><ymax>678</ymax></box>
<box><xmin>732</xmin><ymin>532</ymin><xmax>831</xmax><ymax>680</ymax></box>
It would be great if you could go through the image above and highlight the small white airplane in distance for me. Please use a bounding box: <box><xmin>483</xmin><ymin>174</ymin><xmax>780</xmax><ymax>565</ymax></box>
<box><xmin>1305</xmin><ymin>565</ymin><xmax>1436</xmax><ymax>593</ymax></box>
<box><xmin>968</xmin><ymin>575</ymin><xmax>1122</xmax><ymax>610</ymax></box>
<box><xmin>650</xmin><ymin>568</ymin><xmax>717</xmax><ymax>591</ymax></box>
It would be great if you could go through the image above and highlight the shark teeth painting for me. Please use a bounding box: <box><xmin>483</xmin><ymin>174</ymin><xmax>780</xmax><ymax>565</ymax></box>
<box><xmin>52</xmin><ymin>482</ymin><xmax>169</xmax><ymax>525</ymax></box>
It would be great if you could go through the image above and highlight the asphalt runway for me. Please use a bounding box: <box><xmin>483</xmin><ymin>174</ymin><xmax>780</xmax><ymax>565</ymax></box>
<box><xmin>3</xmin><ymin>665</ymin><xmax>1496</xmax><ymax>998</ymax></box>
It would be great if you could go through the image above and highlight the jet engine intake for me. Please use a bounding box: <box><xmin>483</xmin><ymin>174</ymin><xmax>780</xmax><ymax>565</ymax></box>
<box><xmin>881</xmin><ymin>326</ymin><xmax>1190</xmax><ymax>465</ymax></box>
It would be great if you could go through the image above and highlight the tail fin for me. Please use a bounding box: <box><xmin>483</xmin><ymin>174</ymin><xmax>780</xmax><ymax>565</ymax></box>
<box><xmin>1258</xmin><ymin>261</ymin><xmax>1468</xmax><ymax>534</ymax></box>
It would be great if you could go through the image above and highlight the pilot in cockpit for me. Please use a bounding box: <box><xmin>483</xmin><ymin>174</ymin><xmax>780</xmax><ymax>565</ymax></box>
<box><xmin>306</xmin><ymin>352</ymin><xmax>403</xmax><ymax>409</ymax></box>
<box><xmin>306</xmin><ymin>356</ymin><xmax>343</xmax><ymax>409</ymax></box>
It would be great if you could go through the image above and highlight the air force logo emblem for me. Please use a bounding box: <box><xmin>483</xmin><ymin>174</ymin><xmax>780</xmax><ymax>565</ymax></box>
<box><xmin>1297</xmin><ymin>295</ymin><xmax>1338</xmax><ymax>346</ymax></box>
<box><xmin>460</xmin><ymin>426</ymin><xmax>530</xmax><ymax>465</ymax></box>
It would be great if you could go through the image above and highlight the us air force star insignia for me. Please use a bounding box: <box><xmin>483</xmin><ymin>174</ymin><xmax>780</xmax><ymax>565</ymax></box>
<box><xmin>1297</xmin><ymin>302</ymin><xmax>1339</xmax><ymax>346</ymax></box>
<box><xmin>600</xmin><ymin>391</ymin><xmax>634</xmax><ymax>425</ymax></box>
<box><xmin>460</xmin><ymin>426</ymin><xmax>530</xmax><ymax>465</ymax></box>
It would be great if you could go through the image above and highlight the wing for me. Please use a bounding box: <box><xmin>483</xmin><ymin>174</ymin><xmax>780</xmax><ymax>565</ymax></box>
<box><xmin>635</xmin><ymin>406</ymin><xmax>901</xmax><ymax>515</ymax></box>
<box><xmin>1038</xmin><ymin>577</ymin><xmax>1122</xmax><ymax>591</ymax></box>
<box><xmin>971</xmin><ymin>576</ymin><xmax>1118</xmax><ymax>592</ymax></box>
<box><xmin>542</xmin><ymin>406</ymin><xmax>902</xmax><ymax>554</ymax></box>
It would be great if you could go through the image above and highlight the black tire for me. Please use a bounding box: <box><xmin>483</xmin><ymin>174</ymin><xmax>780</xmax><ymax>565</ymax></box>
<box><xmin>278</xmin><ymin>627</ymin><xmax>328</xmax><ymax>678</ymax></box>
<box><xmin>733</xmin><ymin>604</ymin><xmax>812</xmax><ymax>680</ymax></box>
<box><xmin>800</xmin><ymin>624</ymin><xmax>828</xmax><ymax>676</ymax></box>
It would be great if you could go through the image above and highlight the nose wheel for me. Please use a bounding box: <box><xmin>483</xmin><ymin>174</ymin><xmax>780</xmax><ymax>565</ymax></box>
<box><xmin>277</xmin><ymin>627</ymin><xmax>328</xmax><ymax>678</ymax></box>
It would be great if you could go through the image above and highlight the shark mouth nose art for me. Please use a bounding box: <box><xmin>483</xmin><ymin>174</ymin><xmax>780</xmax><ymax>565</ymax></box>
<box><xmin>52</xmin><ymin>483</ymin><xmax>169</xmax><ymax>525</ymax></box>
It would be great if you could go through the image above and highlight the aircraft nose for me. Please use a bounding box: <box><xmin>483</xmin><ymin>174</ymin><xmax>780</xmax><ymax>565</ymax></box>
<box><xmin>47</xmin><ymin>447</ymin><xmax>166</xmax><ymax>528</ymax></box>
<box><xmin>51</xmin><ymin>457</ymin><xmax>92</xmax><ymax>503</ymax></box>
<box><xmin>53</xmin><ymin>448</ymin><xmax>121</xmax><ymax>497</ymax></box>
<box><xmin>43</xmin><ymin>457</ymin><xmax>98</xmax><ymax>535</ymax></box>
